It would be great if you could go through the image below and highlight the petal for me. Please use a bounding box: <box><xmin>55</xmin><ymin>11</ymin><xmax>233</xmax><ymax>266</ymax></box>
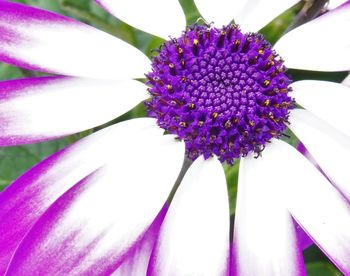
<box><xmin>148</xmin><ymin>157</ymin><xmax>230</xmax><ymax>276</ymax></box>
<box><xmin>233</xmin><ymin>148</ymin><xmax>305</xmax><ymax>276</ymax></box>
<box><xmin>0</xmin><ymin>1</ymin><xmax>150</xmax><ymax>79</ymax></box>
<box><xmin>194</xmin><ymin>0</ymin><xmax>299</xmax><ymax>32</ymax></box>
<box><xmin>95</xmin><ymin>0</ymin><xmax>186</xmax><ymax>39</ymax></box>
<box><xmin>0</xmin><ymin>77</ymin><xmax>147</xmax><ymax>145</ymax></box>
<box><xmin>262</xmin><ymin>140</ymin><xmax>350</xmax><ymax>274</ymax></box>
<box><xmin>232</xmin><ymin>0</ymin><xmax>300</xmax><ymax>32</ymax></box>
<box><xmin>194</xmin><ymin>0</ymin><xmax>242</xmax><ymax>27</ymax></box>
<box><xmin>274</xmin><ymin>2</ymin><xmax>350</xmax><ymax>71</ymax></box>
<box><xmin>292</xmin><ymin>80</ymin><xmax>350</xmax><ymax>137</ymax></box>
<box><xmin>289</xmin><ymin>109</ymin><xmax>350</xmax><ymax>201</ymax></box>
<box><xmin>0</xmin><ymin>118</ymin><xmax>185</xmax><ymax>274</ymax></box>
<box><xmin>112</xmin><ymin>205</ymin><xmax>168</xmax><ymax>276</ymax></box>
<box><xmin>328</xmin><ymin>0</ymin><xmax>348</xmax><ymax>9</ymax></box>
<box><xmin>342</xmin><ymin>73</ymin><xmax>350</xmax><ymax>86</ymax></box>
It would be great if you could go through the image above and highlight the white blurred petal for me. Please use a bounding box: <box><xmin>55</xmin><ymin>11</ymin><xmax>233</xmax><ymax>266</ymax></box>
<box><xmin>150</xmin><ymin>157</ymin><xmax>230</xmax><ymax>276</ymax></box>
<box><xmin>234</xmin><ymin>149</ymin><xmax>305</xmax><ymax>276</ymax></box>
<box><xmin>275</xmin><ymin>3</ymin><xmax>350</xmax><ymax>71</ymax></box>
<box><xmin>95</xmin><ymin>0</ymin><xmax>186</xmax><ymax>39</ymax></box>
<box><xmin>292</xmin><ymin>80</ymin><xmax>350</xmax><ymax>137</ymax></box>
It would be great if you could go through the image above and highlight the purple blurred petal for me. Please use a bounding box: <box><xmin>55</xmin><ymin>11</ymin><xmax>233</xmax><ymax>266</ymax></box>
<box><xmin>0</xmin><ymin>1</ymin><xmax>149</xmax><ymax>79</ymax></box>
<box><xmin>0</xmin><ymin>119</ymin><xmax>184</xmax><ymax>274</ymax></box>
<box><xmin>5</xmin><ymin>163</ymin><xmax>171</xmax><ymax>275</ymax></box>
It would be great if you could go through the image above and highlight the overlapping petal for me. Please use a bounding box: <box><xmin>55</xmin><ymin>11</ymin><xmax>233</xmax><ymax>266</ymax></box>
<box><xmin>0</xmin><ymin>118</ymin><xmax>185</xmax><ymax>274</ymax></box>
<box><xmin>149</xmin><ymin>157</ymin><xmax>230</xmax><ymax>275</ymax></box>
<box><xmin>194</xmin><ymin>0</ymin><xmax>299</xmax><ymax>32</ymax></box>
<box><xmin>0</xmin><ymin>1</ymin><xmax>150</xmax><ymax>79</ymax></box>
<box><xmin>0</xmin><ymin>77</ymin><xmax>147</xmax><ymax>145</ymax></box>
<box><xmin>259</xmin><ymin>140</ymin><xmax>350</xmax><ymax>274</ymax></box>
<box><xmin>292</xmin><ymin>80</ymin><xmax>350</xmax><ymax>137</ymax></box>
<box><xmin>233</xmin><ymin>148</ymin><xmax>305</xmax><ymax>276</ymax></box>
<box><xmin>95</xmin><ymin>0</ymin><xmax>186</xmax><ymax>39</ymax></box>
<box><xmin>275</xmin><ymin>2</ymin><xmax>350</xmax><ymax>71</ymax></box>
<box><xmin>289</xmin><ymin>109</ymin><xmax>350</xmax><ymax>201</ymax></box>
<box><xmin>343</xmin><ymin>73</ymin><xmax>350</xmax><ymax>86</ymax></box>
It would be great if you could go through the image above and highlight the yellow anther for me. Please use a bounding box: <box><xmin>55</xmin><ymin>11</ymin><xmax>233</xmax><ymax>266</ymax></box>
<box><xmin>198</xmin><ymin>121</ymin><xmax>204</xmax><ymax>127</ymax></box>
<box><xmin>258</xmin><ymin>49</ymin><xmax>264</xmax><ymax>54</ymax></box>
<box><xmin>188</xmin><ymin>103</ymin><xmax>195</xmax><ymax>109</ymax></box>
<box><xmin>235</xmin><ymin>39</ymin><xmax>240</xmax><ymax>45</ymax></box>
<box><xmin>212</xmin><ymin>112</ymin><xmax>218</xmax><ymax>119</ymax></box>
<box><xmin>263</xmin><ymin>80</ymin><xmax>270</xmax><ymax>86</ymax></box>
<box><xmin>264</xmin><ymin>99</ymin><xmax>270</xmax><ymax>106</ymax></box>
<box><xmin>249</xmin><ymin>121</ymin><xmax>255</xmax><ymax>126</ymax></box>
<box><xmin>178</xmin><ymin>47</ymin><xmax>183</xmax><ymax>54</ymax></box>
<box><xmin>179</xmin><ymin>122</ymin><xmax>187</xmax><ymax>127</ymax></box>
<box><xmin>193</xmin><ymin>39</ymin><xmax>199</xmax><ymax>45</ymax></box>
<box><xmin>167</xmin><ymin>84</ymin><xmax>172</xmax><ymax>90</ymax></box>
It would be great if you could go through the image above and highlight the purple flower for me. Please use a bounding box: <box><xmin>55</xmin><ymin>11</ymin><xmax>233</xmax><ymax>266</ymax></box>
<box><xmin>0</xmin><ymin>0</ymin><xmax>350</xmax><ymax>275</ymax></box>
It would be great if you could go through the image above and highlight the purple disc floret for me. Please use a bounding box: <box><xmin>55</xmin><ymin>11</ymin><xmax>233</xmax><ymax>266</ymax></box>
<box><xmin>146</xmin><ymin>24</ymin><xmax>294</xmax><ymax>164</ymax></box>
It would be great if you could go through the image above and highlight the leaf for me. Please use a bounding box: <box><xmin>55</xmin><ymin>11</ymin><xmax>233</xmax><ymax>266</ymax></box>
<box><xmin>0</xmin><ymin>63</ymin><xmax>24</xmax><ymax>81</ymax></box>
<box><xmin>224</xmin><ymin>160</ymin><xmax>240</xmax><ymax>215</ymax></box>
<box><xmin>0</xmin><ymin>139</ymin><xmax>71</xmax><ymax>191</ymax></box>
<box><xmin>306</xmin><ymin>262</ymin><xmax>341</xmax><ymax>276</ymax></box>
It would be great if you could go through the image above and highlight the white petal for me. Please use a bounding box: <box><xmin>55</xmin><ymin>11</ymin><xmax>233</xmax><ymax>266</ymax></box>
<box><xmin>0</xmin><ymin>1</ymin><xmax>150</xmax><ymax>79</ymax></box>
<box><xmin>289</xmin><ymin>109</ymin><xmax>350</xmax><ymax>201</ymax></box>
<box><xmin>194</xmin><ymin>0</ymin><xmax>299</xmax><ymax>32</ymax></box>
<box><xmin>342</xmin><ymin>74</ymin><xmax>350</xmax><ymax>86</ymax></box>
<box><xmin>261</xmin><ymin>140</ymin><xmax>350</xmax><ymax>274</ymax></box>
<box><xmin>150</xmin><ymin>157</ymin><xmax>230</xmax><ymax>276</ymax></box>
<box><xmin>292</xmin><ymin>80</ymin><xmax>350</xmax><ymax>137</ymax></box>
<box><xmin>233</xmin><ymin>0</ymin><xmax>300</xmax><ymax>32</ymax></box>
<box><xmin>6</xmin><ymin>120</ymin><xmax>185</xmax><ymax>275</ymax></box>
<box><xmin>0</xmin><ymin>77</ymin><xmax>147</xmax><ymax>145</ymax></box>
<box><xmin>328</xmin><ymin>0</ymin><xmax>348</xmax><ymax>9</ymax></box>
<box><xmin>233</xmin><ymin>151</ymin><xmax>305</xmax><ymax>276</ymax></box>
<box><xmin>274</xmin><ymin>3</ymin><xmax>350</xmax><ymax>71</ymax></box>
<box><xmin>95</xmin><ymin>0</ymin><xmax>186</xmax><ymax>39</ymax></box>
<box><xmin>194</xmin><ymin>0</ymin><xmax>242</xmax><ymax>27</ymax></box>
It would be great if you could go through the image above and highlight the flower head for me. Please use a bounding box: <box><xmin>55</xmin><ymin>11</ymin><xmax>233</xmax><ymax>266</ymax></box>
<box><xmin>0</xmin><ymin>0</ymin><xmax>350</xmax><ymax>275</ymax></box>
<box><xmin>146</xmin><ymin>24</ymin><xmax>293</xmax><ymax>163</ymax></box>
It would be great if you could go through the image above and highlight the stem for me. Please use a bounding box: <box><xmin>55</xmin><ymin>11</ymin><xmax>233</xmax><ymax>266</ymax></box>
<box><xmin>283</xmin><ymin>0</ymin><xmax>328</xmax><ymax>34</ymax></box>
<box><xmin>167</xmin><ymin>155</ymin><xmax>193</xmax><ymax>203</ymax></box>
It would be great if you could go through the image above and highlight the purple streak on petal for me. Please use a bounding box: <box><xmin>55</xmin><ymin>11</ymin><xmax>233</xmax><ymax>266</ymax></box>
<box><xmin>0</xmin><ymin>135</ymin><xmax>63</xmax><ymax>146</ymax></box>
<box><xmin>0</xmin><ymin>1</ymin><xmax>79</xmax><ymax>73</ymax></box>
<box><xmin>293</xmin><ymin>215</ymin><xmax>350</xmax><ymax>274</ymax></box>
<box><xmin>230</xmin><ymin>243</ymin><xmax>237</xmax><ymax>276</ymax></box>
<box><xmin>297</xmin><ymin>141</ymin><xmax>350</xmax><ymax>202</ymax></box>
<box><xmin>0</xmin><ymin>76</ymin><xmax>68</xmax><ymax>145</ymax></box>
<box><xmin>294</xmin><ymin>219</ymin><xmax>313</xmax><ymax>250</ymax></box>
<box><xmin>0</xmin><ymin>76</ymin><xmax>65</xmax><ymax>100</ymax></box>
<box><xmin>111</xmin><ymin>204</ymin><xmax>168</xmax><ymax>275</ymax></box>
<box><xmin>94</xmin><ymin>0</ymin><xmax>111</xmax><ymax>15</ymax></box>
<box><xmin>0</xmin><ymin>146</ymin><xmax>69</xmax><ymax>274</ymax></box>
<box><xmin>5</xmin><ymin>168</ymin><xmax>169</xmax><ymax>275</ymax></box>
<box><xmin>4</xmin><ymin>170</ymin><xmax>100</xmax><ymax>275</ymax></box>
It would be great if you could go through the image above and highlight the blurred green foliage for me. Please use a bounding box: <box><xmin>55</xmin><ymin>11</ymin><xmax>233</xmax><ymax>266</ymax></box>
<box><xmin>0</xmin><ymin>0</ymin><xmax>346</xmax><ymax>274</ymax></box>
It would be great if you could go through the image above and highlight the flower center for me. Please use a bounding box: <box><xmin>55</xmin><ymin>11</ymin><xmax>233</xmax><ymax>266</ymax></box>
<box><xmin>146</xmin><ymin>24</ymin><xmax>294</xmax><ymax>164</ymax></box>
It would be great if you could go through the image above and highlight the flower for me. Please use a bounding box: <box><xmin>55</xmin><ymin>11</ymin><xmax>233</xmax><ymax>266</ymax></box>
<box><xmin>0</xmin><ymin>0</ymin><xmax>349</xmax><ymax>275</ymax></box>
